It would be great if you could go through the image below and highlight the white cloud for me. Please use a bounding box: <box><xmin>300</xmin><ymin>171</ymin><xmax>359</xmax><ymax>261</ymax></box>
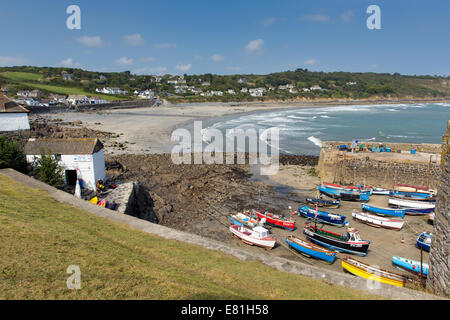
<box><xmin>60</xmin><ymin>58</ymin><xmax>80</xmax><ymax>67</ymax></box>
<box><xmin>153</xmin><ymin>43</ymin><xmax>176</xmax><ymax>49</ymax></box>
<box><xmin>340</xmin><ymin>10</ymin><xmax>354</xmax><ymax>22</ymax></box>
<box><xmin>211</xmin><ymin>54</ymin><xmax>224</xmax><ymax>62</ymax></box>
<box><xmin>142</xmin><ymin>57</ymin><xmax>156</xmax><ymax>63</ymax></box>
<box><xmin>123</xmin><ymin>34</ymin><xmax>144</xmax><ymax>46</ymax></box>
<box><xmin>261</xmin><ymin>17</ymin><xmax>276</xmax><ymax>26</ymax></box>
<box><xmin>300</xmin><ymin>14</ymin><xmax>329</xmax><ymax>23</ymax></box>
<box><xmin>245</xmin><ymin>39</ymin><xmax>264</xmax><ymax>55</ymax></box>
<box><xmin>304</xmin><ymin>58</ymin><xmax>317</xmax><ymax>66</ymax></box>
<box><xmin>76</xmin><ymin>36</ymin><xmax>104</xmax><ymax>47</ymax></box>
<box><xmin>175</xmin><ymin>64</ymin><xmax>192</xmax><ymax>72</ymax></box>
<box><xmin>0</xmin><ymin>56</ymin><xmax>27</xmax><ymax>66</ymax></box>
<box><xmin>116</xmin><ymin>57</ymin><xmax>134</xmax><ymax>66</ymax></box>
<box><xmin>227</xmin><ymin>66</ymin><xmax>241</xmax><ymax>72</ymax></box>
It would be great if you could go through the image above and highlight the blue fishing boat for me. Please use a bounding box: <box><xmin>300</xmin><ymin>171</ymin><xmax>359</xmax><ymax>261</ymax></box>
<box><xmin>318</xmin><ymin>184</ymin><xmax>370</xmax><ymax>202</ymax></box>
<box><xmin>306</xmin><ymin>197</ymin><xmax>340</xmax><ymax>208</ymax></box>
<box><xmin>388</xmin><ymin>198</ymin><xmax>435</xmax><ymax>215</ymax></box>
<box><xmin>392</xmin><ymin>256</ymin><xmax>428</xmax><ymax>277</ymax></box>
<box><xmin>416</xmin><ymin>232</ymin><xmax>432</xmax><ymax>252</ymax></box>
<box><xmin>285</xmin><ymin>235</ymin><xmax>336</xmax><ymax>263</ymax></box>
<box><xmin>361</xmin><ymin>203</ymin><xmax>405</xmax><ymax>218</ymax></box>
<box><xmin>297</xmin><ymin>205</ymin><xmax>347</xmax><ymax>227</ymax></box>
<box><xmin>390</xmin><ymin>190</ymin><xmax>436</xmax><ymax>202</ymax></box>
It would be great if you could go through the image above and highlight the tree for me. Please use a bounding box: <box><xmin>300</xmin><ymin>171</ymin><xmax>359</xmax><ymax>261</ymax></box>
<box><xmin>33</xmin><ymin>148</ymin><xmax>64</xmax><ymax>188</ymax></box>
<box><xmin>0</xmin><ymin>136</ymin><xmax>28</xmax><ymax>173</ymax></box>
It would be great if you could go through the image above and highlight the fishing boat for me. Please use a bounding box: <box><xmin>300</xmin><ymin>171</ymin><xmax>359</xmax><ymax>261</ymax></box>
<box><xmin>352</xmin><ymin>211</ymin><xmax>405</xmax><ymax>230</ymax></box>
<box><xmin>388</xmin><ymin>198</ymin><xmax>435</xmax><ymax>214</ymax></box>
<box><xmin>371</xmin><ymin>187</ymin><xmax>391</xmax><ymax>195</ymax></box>
<box><xmin>392</xmin><ymin>256</ymin><xmax>428</xmax><ymax>277</ymax></box>
<box><xmin>297</xmin><ymin>205</ymin><xmax>346</xmax><ymax>227</ymax></box>
<box><xmin>228</xmin><ymin>211</ymin><xmax>262</xmax><ymax>228</ymax></box>
<box><xmin>395</xmin><ymin>184</ymin><xmax>436</xmax><ymax>195</ymax></box>
<box><xmin>361</xmin><ymin>203</ymin><xmax>405</xmax><ymax>218</ymax></box>
<box><xmin>252</xmin><ymin>209</ymin><xmax>295</xmax><ymax>230</ymax></box>
<box><xmin>324</xmin><ymin>183</ymin><xmax>372</xmax><ymax>192</ymax></box>
<box><xmin>390</xmin><ymin>190</ymin><xmax>436</xmax><ymax>202</ymax></box>
<box><xmin>229</xmin><ymin>224</ymin><xmax>276</xmax><ymax>249</ymax></box>
<box><xmin>416</xmin><ymin>232</ymin><xmax>432</xmax><ymax>252</ymax></box>
<box><xmin>303</xmin><ymin>224</ymin><xmax>370</xmax><ymax>256</ymax></box>
<box><xmin>318</xmin><ymin>184</ymin><xmax>371</xmax><ymax>202</ymax></box>
<box><xmin>342</xmin><ymin>256</ymin><xmax>406</xmax><ymax>287</ymax></box>
<box><xmin>285</xmin><ymin>235</ymin><xmax>336</xmax><ymax>263</ymax></box>
<box><xmin>306</xmin><ymin>197</ymin><xmax>340</xmax><ymax>208</ymax></box>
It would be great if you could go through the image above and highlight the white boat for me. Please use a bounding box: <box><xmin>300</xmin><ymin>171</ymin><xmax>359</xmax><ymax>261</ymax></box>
<box><xmin>352</xmin><ymin>211</ymin><xmax>405</xmax><ymax>230</ymax></box>
<box><xmin>371</xmin><ymin>187</ymin><xmax>391</xmax><ymax>195</ymax></box>
<box><xmin>229</xmin><ymin>225</ymin><xmax>276</xmax><ymax>249</ymax></box>
<box><xmin>388</xmin><ymin>198</ymin><xmax>435</xmax><ymax>209</ymax></box>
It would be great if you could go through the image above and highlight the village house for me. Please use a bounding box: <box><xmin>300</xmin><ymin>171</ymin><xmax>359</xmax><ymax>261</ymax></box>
<box><xmin>14</xmin><ymin>97</ymin><xmax>42</xmax><ymax>107</ymax></box>
<box><xmin>96</xmin><ymin>87</ymin><xmax>128</xmax><ymax>95</ymax></box>
<box><xmin>0</xmin><ymin>93</ymin><xmax>30</xmax><ymax>132</ymax></box>
<box><xmin>249</xmin><ymin>88</ymin><xmax>265</xmax><ymax>97</ymax></box>
<box><xmin>24</xmin><ymin>138</ymin><xmax>106</xmax><ymax>190</ymax></box>
<box><xmin>134</xmin><ymin>89</ymin><xmax>154</xmax><ymax>99</ymax></box>
<box><xmin>67</xmin><ymin>95</ymin><xmax>89</xmax><ymax>105</ymax></box>
<box><xmin>49</xmin><ymin>94</ymin><xmax>67</xmax><ymax>103</ymax></box>
<box><xmin>62</xmin><ymin>71</ymin><xmax>73</xmax><ymax>81</ymax></box>
<box><xmin>28</xmin><ymin>90</ymin><xmax>43</xmax><ymax>98</ymax></box>
<box><xmin>238</xmin><ymin>77</ymin><xmax>248</xmax><ymax>84</ymax></box>
<box><xmin>167</xmin><ymin>79</ymin><xmax>178</xmax><ymax>85</ymax></box>
<box><xmin>227</xmin><ymin>89</ymin><xmax>236</xmax><ymax>95</ymax></box>
<box><xmin>240</xmin><ymin>88</ymin><xmax>248</xmax><ymax>93</ymax></box>
<box><xmin>310</xmin><ymin>85</ymin><xmax>323</xmax><ymax>91</ymax></box>
<box><xmin>88</xmin><ymin>96</ymin><xmax>108</xmax><ymax>105</ymax></box>
<box><xmin>201</xmin><ymin>81</ymin><xmax>211</xmax><ymax>87</ymax></box>
<box><xmin>289</xmin><ymin>88</ymin><xmax>298</xmax><ymax>94</ymax></box>
<box><xmin>16</xmin><ymin>90</ymin><xmax>31</xmax><ymax>97</ymax></box>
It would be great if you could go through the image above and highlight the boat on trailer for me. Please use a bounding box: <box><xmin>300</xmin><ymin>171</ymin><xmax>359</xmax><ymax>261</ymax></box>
<box><xmin>342</xmin><ymin>256</ymin><xmax>406</xmax><ymax>287</ymax></box>
<box><xmin>252</xmin><ymin>209</ymin><xmax>295</xmax><ymax>230</ymax></box>
<box><xmin>392</xmin><ymin>256</ymin><xmax>428</xmax><ymax>277</ymax></box>
<box><xmin>416</xmin><ymin>232</ymin><xmax>432</xmax><ymax>252</ymax></box>
<box><xmin>352</xmin><ymin>211</ymin><xmax>405</xmax><ymax>231</ymax></box>
<box><xmin>388</xmin><ymin>198</ymin><xmax>435</xmax><ymax>214</ymax></box>
<box><xmin>285</xmin><ymin>235</ymin><xmax>336</xmax><ymax>263</ymax></box>
<box><xmin>229</xmin><ymin>224</ymin><xmax>276</xmax><ymax>249</ymax></box>
<box><xmin>303</xmin><ymin>223</ymin><xmax>370</xmax><ymax>256</ymax></box>
<box><xmin>306</xmin><ymin>197</ymin><xmax>340</xmax><ymax>208</ymax></box>
<box><xmin>318</xmin><ymin>184</ymin><xmax>371</xmax><ymax>202</ymax></box>
<box><xmin>361</xmin><ymin>203</ymin><xmax>405</xmax><ymax>218</ymax></box>
<box><xmin>297</xmin><ymin>205</ymin><xmax>346</xmax><ymax>227</ymax></box>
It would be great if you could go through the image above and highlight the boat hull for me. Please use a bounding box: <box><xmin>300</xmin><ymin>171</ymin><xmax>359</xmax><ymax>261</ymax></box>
<box><xmin>253</xmin><ymin>210</ymin><xmax>295</xmax><ymax>230</ymax></box>
<box><xmin>392</xmin><ymin>256</ymin><xmax>428</xmax><ymax>277</ymax></box>
<box><xmin>352</xmin><ymin>211</ymin><xmax>404</xmax><ymax>230</ymax></box>
<box><xmin>319</xmin><ymin>185</ymin><xmax>370</xmax><ymax>202</ymax></box>
<box><xmin>306</xmin><ymin>197</ymin><xmax>340</xmax><ymax>208</ymax></box>
<box><xmin>229</xmin><ymin>225</ymin><xmax>275</xmax><ymax>249</ymax></box>
<box><xmin>361</xmin><ymin>203</ymin><xmax>405</xmax><ymax>218</ymax></box>
<box><xmin>297</xmin><ymin>205</ymin><xmax>346</xmax><ymax>227</ymax></box>
<box><xmin>285</xmin><ymin>236</ymin><xmax>336</xmax><ymax>263</ymax></box>
<box><xmin>342</xmin><ymin>259</ymin><xmax>405</xmax><ymax>287</ymax></box>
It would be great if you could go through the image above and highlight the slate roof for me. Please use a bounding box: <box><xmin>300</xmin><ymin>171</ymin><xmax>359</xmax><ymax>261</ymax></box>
<box><xmin>0</xmin><ymin>93</ymin><xmax>30</xmax><ymax>113</ymax></box>
<box><xmin>24</xmin><ymin>138</ymin><xmax>104</xmax><ymax>155</ymax></box>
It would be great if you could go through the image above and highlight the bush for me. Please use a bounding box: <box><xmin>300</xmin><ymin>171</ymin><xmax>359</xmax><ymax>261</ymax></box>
<box><xmin>33</xmin><ymin>148</ymin><xmax>64</xmax><ymax>187</ymax></box>
<box><xmin>0</xmin><ymin>136</ymin><xmax>28</xmax><ymax>173</ymax></box>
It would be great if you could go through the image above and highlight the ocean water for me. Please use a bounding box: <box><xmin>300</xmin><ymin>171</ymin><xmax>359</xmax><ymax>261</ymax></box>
<box><xmin>202</xmin><ymin>103</ymin><xmax>450</xmax><ymax>156</ymax></box>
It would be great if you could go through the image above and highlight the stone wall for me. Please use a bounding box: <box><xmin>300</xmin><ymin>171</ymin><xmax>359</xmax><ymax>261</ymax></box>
<box><xmin>317</xmin><ymin>142</ymin><xmax>442</xmax><ymax>189</ymax></box>
<box><xmin>427</xmin><ymin>121</ymin><xmax>450</xmax><ymax>297</ymax></box>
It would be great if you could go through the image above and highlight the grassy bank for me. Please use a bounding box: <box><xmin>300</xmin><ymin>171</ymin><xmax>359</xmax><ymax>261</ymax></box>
<box><xmin>0</xmin><ymin>174</ymin><xmax>382</xmax><ymax>300</ymax></box>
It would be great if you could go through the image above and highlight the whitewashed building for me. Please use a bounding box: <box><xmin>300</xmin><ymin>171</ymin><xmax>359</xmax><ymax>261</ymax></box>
<box><xmin>0</xmin><ymin>93</ymin><xmax>30</xmax><ymax>132</ymax></box>
<box><xmin>67</xmin><ymin>95</ymin><xmax>89</xmax><ymax>105</ymax></box>
<box><xmin>24</xmin><ymin>138</ymin><xmax>106</xmax><ymax>190</ymax></box>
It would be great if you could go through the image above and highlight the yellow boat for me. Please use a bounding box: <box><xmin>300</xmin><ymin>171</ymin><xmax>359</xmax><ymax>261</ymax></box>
<box><xmin>342</xmin><ymin>257</ymin><xmax>406</xmax><ymax>287</ymax></box>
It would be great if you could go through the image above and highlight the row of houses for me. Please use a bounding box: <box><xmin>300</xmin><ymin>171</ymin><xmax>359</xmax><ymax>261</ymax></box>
<box><xmin>95</xmin><ymin>87</ymin><xmax>129</xmax><ymax>95</ymax></box>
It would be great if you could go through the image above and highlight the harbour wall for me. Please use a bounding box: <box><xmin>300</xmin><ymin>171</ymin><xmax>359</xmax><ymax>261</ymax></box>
<box><xmin>427</xmin><ymin>121</ymin><xmax>450</xmax><ymax>297</ymax></box>
<box><xmin>317</xmin><ymin>141</ymin><xmax>442</xmax><ymax>189</ymax></box>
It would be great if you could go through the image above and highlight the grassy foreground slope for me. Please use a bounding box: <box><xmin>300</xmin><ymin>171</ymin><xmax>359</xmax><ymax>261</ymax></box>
<box><xmin>0</xmin><ymin>175</ymin><xmax>381</xmax><ymax>300</ymax></box>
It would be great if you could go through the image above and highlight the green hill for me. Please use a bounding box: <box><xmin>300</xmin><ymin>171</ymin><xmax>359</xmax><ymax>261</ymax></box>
<box><xmin>0</xmin><ymin>173</ymin><xmax>381</xmax><ymax>300</ymax></box>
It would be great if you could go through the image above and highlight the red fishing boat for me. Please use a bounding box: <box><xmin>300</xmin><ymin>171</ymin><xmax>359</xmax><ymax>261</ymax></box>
<box><xmin>252</xmin><ymin>209</ymin><xmax>295</xmax><ymax>230</ymax></box>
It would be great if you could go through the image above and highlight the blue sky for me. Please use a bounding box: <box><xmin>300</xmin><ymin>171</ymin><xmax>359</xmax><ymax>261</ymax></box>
<box><xmin>1</xmin><ymin>0</ymin><xmax>449</xmax><ymax>76</ymax></box>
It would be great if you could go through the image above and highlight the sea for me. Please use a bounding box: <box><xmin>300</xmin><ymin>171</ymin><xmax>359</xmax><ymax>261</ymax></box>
<box><xmin>201</xmin><ymin>102</ymin><xmax>450</xmax><ymax>156</ymax></box>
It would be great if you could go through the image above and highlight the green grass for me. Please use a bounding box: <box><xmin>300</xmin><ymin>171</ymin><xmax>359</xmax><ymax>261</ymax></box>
<box><xmin>1</xmin><ymin>71</ymin><xmax>42</xmax><ymax>81</ymax></box>
<box><xmin>0</xmin><ymin>174</ymin><xmax>383</xmax><ymax>300</ymax></box>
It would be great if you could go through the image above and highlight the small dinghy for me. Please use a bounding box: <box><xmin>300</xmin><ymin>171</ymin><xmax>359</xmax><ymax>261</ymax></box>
<box><xmin>371</xmin><ymin>187</ymin><xmax>391</xmax><ymax>195</ymax></box>
<box><xmin>229</xmin><ymin>224</ymin><xmax>276</xmax><ymax>249</ymax></box>
<box><xmin>388</xmin><ymin>198</ymin><xmax>435</xmax><ymax>214</ymax></box>
<box><xmin>390</xmin><ymin>190</ymin><xmax>436</xmax><ymax>202</ymax></box>
<box><xmin>228</xmin><ymin>211</ymin><xmax>262</xmax><ymax>228</ymax></box>
<box><xmin>285</xmin><ymin>235</ymin><xmax>336</xmax><ymax>263</ymax></box>
<box><xmin>303</xmin><ymin>224</ymin><xmax>370</xmax><ymax>256</ymax></box>
<box><xmin>361</xmin><ymin>203</ymin><xmax>405</xmax><ymax>218</ymax></box>
<box><xmin>342</xmin><ymin>256</ymin><xmax>406</xmax><ymax>287</ymax></box>
<box><xmin>252</xmin><ymin>209</ymin><xmax>295</xmax><ymax>230</ymax></box>
<box><xmin>416</xmin><ymin>232</ymin><xmax>432</xmax><ymax>252</ymax></box>
<box><xmin>319</xmin><ymin>184</ymin><xmax>371</xmax><ymax>202</ymax></box>
<box><xmin>352</xmin><ymin>211</ymin><xmax>405</xmax><ymax>231</ymax></box>
<box><xmin>428</xmin><ymin>213</ymin><xmax>435</xmax><ymax>225</ymax></box>
<box><xmin>392</xmin><ymin>256</ymin><xmax>428</xmax><ymax>277</ymax></box>
<box><xmin>297</xmin><ymin>205</ymin><xmax>346</xmax><ymax>227</ymax></box>
<box><xmin>306</xmin><ymin>197</ymin><xmax>340</xmax><ymax>208</ymax></box>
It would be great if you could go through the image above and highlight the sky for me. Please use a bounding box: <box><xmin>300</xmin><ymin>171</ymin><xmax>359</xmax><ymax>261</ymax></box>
<box><xmin>0</xmin><ymin>0</ymin><xmax>449</xmax><ymax>76</ymax></box>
